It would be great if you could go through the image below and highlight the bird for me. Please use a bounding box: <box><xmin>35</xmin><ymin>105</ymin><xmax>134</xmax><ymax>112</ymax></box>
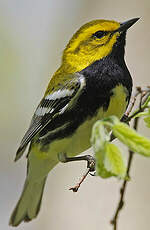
<box><xmin>9</xmin><ymin>17</ymin><xmax>139</xmax><ymax>226</ymax></box>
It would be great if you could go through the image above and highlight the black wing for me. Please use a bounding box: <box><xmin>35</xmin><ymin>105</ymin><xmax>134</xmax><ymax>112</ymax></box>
<box><xmin>15</xmin><ymin>74</ymin><xmax>86</xmax><ymax>161</ymax></box>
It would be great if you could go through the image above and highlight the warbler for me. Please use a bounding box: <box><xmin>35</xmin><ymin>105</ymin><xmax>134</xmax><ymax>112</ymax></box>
<box><xmin>10</xmin><ymin>18</ymin><xmax>139</xmax><ymax>226</ymax></box>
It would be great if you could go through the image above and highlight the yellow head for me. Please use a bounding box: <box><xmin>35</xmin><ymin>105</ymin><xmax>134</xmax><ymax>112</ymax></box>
<box><xmin>62</xmin><ymin>18</ymin><xmax>139</xmax><ymax>72</ymax></box>
<box><xmin>46</xmin><ymin>18</ymin><xmax>139</xmax><ymax>94</ymax></box>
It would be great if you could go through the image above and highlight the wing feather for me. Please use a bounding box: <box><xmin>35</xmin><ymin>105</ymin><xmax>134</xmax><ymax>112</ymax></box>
<box><xmin>15</xmin><ymin>74</ymin><xmax>85</xmax><ymax>161</ymax></box>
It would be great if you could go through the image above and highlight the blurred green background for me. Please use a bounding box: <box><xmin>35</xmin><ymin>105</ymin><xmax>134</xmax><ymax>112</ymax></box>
<box><xmin>1</xmin><ymin>0</ymin><xmax>150</xmax><ymax>229</ymax></box>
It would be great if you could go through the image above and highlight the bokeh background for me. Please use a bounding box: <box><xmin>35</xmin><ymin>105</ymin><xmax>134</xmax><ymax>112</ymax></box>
<box><xmin>1</xmin><ymin>0</ymin><xmax>150</xmax><ymax>229</ymax></box>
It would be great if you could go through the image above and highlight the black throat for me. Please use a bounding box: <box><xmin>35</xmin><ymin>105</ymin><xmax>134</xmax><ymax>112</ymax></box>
<box><xmin>110</xmin><ymin>31</ymin><xmax>126</xmax><ymax>62</ymax></box>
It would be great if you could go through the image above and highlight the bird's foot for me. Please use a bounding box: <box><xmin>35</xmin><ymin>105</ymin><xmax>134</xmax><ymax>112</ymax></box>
<box><xmin>58</xmin><ymin>153</ymin><xmax>95</xmax><ymax>172</ymax></box>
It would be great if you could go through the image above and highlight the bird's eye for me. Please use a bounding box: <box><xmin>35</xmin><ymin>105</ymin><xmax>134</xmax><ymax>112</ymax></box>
<box><xmin>93</xmin><ymin>31</ymin><xmax>107</xmax><ymax>39</ymax></box>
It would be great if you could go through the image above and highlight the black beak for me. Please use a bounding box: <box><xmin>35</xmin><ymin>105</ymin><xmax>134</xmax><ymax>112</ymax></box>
<box><xmin>116</xmin><ymin>18</ymin><xmax>140</xmax><ymax>33</ymax></box>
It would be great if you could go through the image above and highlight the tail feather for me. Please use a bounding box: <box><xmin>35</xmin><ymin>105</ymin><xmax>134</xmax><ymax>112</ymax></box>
<box><xmin>9</xmin><ymin>177</ymin><xmax>47</xmax><ymax>227</ymax></box>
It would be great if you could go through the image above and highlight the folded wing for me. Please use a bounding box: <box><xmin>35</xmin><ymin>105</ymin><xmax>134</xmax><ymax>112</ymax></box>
<box><xmin>15</xmin><ymin>74</ymin><xmax>85</xmax><ymax>161</ymax></box>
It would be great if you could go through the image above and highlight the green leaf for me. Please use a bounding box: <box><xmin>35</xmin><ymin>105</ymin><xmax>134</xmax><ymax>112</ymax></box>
<box><xmin>104</xmin><ymin>143</ymin><xmax>126</xmax><ymax>178</ymax></box>
<box><xmin>133</xmin><ymin>111</ymin><xmax>149</xmax><ymax>118</ymax></box>
<box><xmin>91</xmin><ymin>121</ymin><xmax>112</xmax><ymax>178</ymax></box>
<box><xmin>144</xmin><ymin>116</ymin><xmax>150</xmax><ymax>128</ymax></box>
<box><xmin>92</xmin><ymin>120</ymin><xmax>127</xmax><ymax>179</ymax></box>
<box><xmin>95</xmin><ymin>143</ymin><xmax>126</xmax><ymax>179</ymax></box>
<box><xmin>95</xmin><ymin>149</ymin><xmax>112</xmax><ymax>178</ymax></box>
<box><xmin>91</xmin><ymin>121</ymin><xmax>110</xmax><ymax>153</ymax></box>
<box><xmin>112</xmin><ymin>122</ymin><xmax>150</xmax><ymax>156</ymax></box>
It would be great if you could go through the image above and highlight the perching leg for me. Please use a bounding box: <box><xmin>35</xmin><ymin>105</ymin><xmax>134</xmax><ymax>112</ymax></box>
<box><xmin>58</xmin><ymin>153</ymin><xmax>95</xmax><ymax>172</ymax></box>
<box><xmin>58</xmin><ymin>153</ymin><xmax>96</xmax><ymax>192</ymax></box>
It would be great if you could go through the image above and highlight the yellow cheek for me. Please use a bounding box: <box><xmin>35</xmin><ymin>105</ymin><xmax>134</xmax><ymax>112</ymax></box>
<box><xmin>58</xmin><ymin>32</ymin><xmax>120</xmax><ymax>78</ymax></box>
<box><xmin>97</xmin><ymin>33</ymin><xmax>118</xmax><ymax>56</ymax></box>
<box><xmin>91</xmin><ymin>34</ymin><xmax>110</xmax><ymax>46</ymax></box>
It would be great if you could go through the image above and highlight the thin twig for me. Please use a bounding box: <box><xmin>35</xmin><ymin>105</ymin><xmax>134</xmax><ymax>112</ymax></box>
<box><xmin>69</xmin><ymin>168</ymin><xmax>90</xmax><ymax>192</ymax></box>
<box><xmin>110</xmin><ymin>118</ymin><xmax>139</xmax><ymax>230</ymax></box>
<box><xmin>111</xmin><ymin>87</ymin><xmax>150</xmax><ymax>142</ymax></box>
<box><xmin>125</xmin><ymin>87</ymin><xmax>141</xmax><ymax>116</ymax></box>
<box><xmin>127</xmin><ymin>88</ymin><xmax>150</xmax><ymax>122</ymax></box>
<box><xmin>110</xmin><ymin>92</ymin><xmax>143</xmax><ymax>230</ymax></box>
<box><xmin>142</xmin><ymin>91</ymin><xmax>150</xmax><ymax>105</ymax></box>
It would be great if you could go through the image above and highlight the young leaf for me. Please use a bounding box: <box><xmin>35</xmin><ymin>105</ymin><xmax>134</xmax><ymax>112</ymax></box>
<box><xmin>91</xmin><ymin>120</ymin><xmax>110</xmax><ymax>152</ymax></box>
<box><xmin>133</xmin><ymin>111</ymin><xmax>149</xmax><ymax>118</ymax></box>
<box><xmin>144</xmin><ymin>116</ymin><xmax>150</xmax><ymax>128</ymax></box>
<box><xmin>96</xmin><ymin>150</ymin><xmax>112</xmax><ymax>178</ymax></box>
<box><xmin>112</xmin><ymin>122</ymin><xmax>150</xmax><ymax>156</ymax></box>
<box><xmin>92</xmin><ymin>119</ymin><xmax>127</xmax><ymax>179</ymax></box>
<box><xmin>104</xmin><ymin>143</ymin><xmax>126</xmax><ymax>178</ymax></box>
<box><xmin>91</xmin><ymin>121</ymin><xmax>112</xmax><ymax>178</ymax></box>
<box><xmin>92</xmin><ymin>120</ymin><xmax>115</xmax><ymax>178</ymax></box>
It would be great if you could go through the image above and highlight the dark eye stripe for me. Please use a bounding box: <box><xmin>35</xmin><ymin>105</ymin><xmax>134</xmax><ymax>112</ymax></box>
<box><xmin>93</xmin><ymin>30</ymin><xmax>108</xmax><ymax>39</ymax></box>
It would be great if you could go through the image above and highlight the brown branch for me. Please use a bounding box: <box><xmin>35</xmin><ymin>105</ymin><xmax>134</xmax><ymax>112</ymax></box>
<box><xmin>69</xmin><ymin>168</ymin><xmax>90</xmax><ymax>192</ymax></box>
<box><xmin>69</xmin><ymin>155</ymin><xmax>95</xmax><ymax>192</ymax></box>
<box><xmin>125</xmin><ymin>87</ymin><xmax>141</xmax><ymax>116</ymax></box>
<box><xmin>110</xmin><ymin>90</ymin><xmax>143</xmax><ymax>230</ymax></box>
<box><xmin>110</xmin><ymin>117</ymin><xmax>139</xmax><ymax>230</ymax></box>
<box><xmin>111</xmin><ymin>86</ymin><xmax>150</xmax><ymax>142</ymax></box>
<box><xmin>110</xmin><ymin>86</ymin><xmax>150</xmax><ymax>230</ymax></box>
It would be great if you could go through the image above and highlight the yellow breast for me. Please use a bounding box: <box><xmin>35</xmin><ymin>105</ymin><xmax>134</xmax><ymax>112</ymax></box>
<box><xmin>101</xmin><ymin>84</ymin><xmax>128</xmax><ymax>119</ymax></box>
